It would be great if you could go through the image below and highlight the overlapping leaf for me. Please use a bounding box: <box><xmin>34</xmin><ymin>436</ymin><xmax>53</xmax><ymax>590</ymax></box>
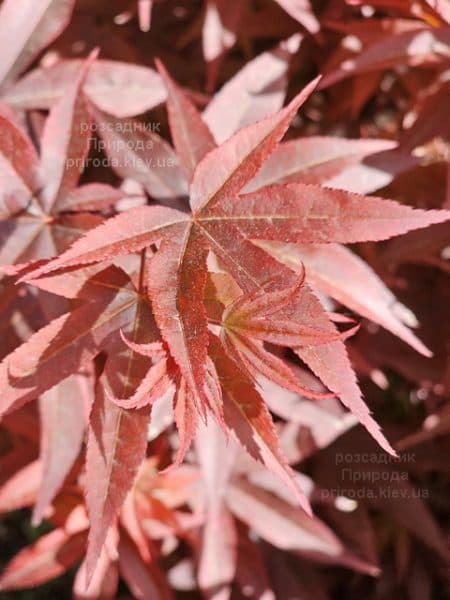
<box><xmin>0</xmin><ymin>2</ymin><xmax>449</xmax><ymax>597</ymax></box>
<box><xmin>20</xmin><ymin>66</ymin><xmax>450</xmax><ymax>465</ymax></box>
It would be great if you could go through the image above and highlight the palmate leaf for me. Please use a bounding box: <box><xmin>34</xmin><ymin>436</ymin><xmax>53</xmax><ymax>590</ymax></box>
<box><xmin>0</xmin><ymin>54</ymin><xmax>113</xmax><ymax>267</ymax></box>
<box><xmin>21</xmin><ymin>65</ymin><xmax>450</xmax><ymax>462</ymax></box>
<box><xmin>0</xmin><ymin>3</ymin><xmax>448</xmax><ymax>596</ymax></box>
<box><xmin>222</xmin><ymin>271</ymin><xmax>348</xmax><ymax>347</ymax></box>
<box><xmin>220</xmin><ymin>274</ymin><xmax>350</xmax><ymax>399</ymax></box>
<box><xmin>206</xmin><ymin>234</ymin><xmax>397</xmax><ymax>455</ymax></box>
<box><xmin>5</xmin><ymin>61</ymin><xmax>447</xmax><ymax>558</ymax></box>
<box><xmin>23</xmin><ymin>78</ymin><xmax>320</xmax><ymax>433</ymax></box>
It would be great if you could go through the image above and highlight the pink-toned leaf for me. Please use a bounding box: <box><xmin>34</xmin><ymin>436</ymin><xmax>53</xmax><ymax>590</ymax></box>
<box><xmin>202</xmin><ymin>0</ymin><xmax>244</xmax><ymax>90</ymax></box>
<box><xmin>58</xmin><ymin>183</ymin><xmax>124</xmax><ymax>212</ymax></box>
<box><xmin>85</xmin><ymin>387</ymin><xmax>151</xmax><ymax>580</ymax></box>
<box><xmin>227</xmin><ymin>479</ymin><xmax>359</xmax><ymax>565</ymax></box>
<box><xmin>83</xmin><ymin>290</ymin><xmax>159</xmax><ymax>575</ymax></box>
<box><xmin>138</xmin><ymin>0</ymin><xmax>153</xmax><ymax>32</ymax></box>
<box><xmin>0</xmin><ymin>529</ymin><xmax>86</xmax><ymax>591</ymax></box>
<box><xmin>91</xmin><ymin>107</ymin><xmax>187</xmax><ymax>199</ymax></box>
<box><xmin>260</xmin><ymin>275</ymin><xmax>396</xmax><ymax>456</ymax></box>
<box><xmin>319</xmin><ymin>26</ymin><xmax>450</xmax><ymax>88</ymax></box>
<box><xmin>222</xmin><ymin>331</ymin><xmax>333</xmax><ymax>399</ymax></box>
<box><xmin>4</xmin><ymin>60</ymin><xmax>166</xmax><ymax>118</ymax></box>
<box><xmin>23</xmin><ymin>205</ymin><xmax>188</xmax><ymax>280</ymax></box>
<box><xmin>156</xmin><ymin>60</ymin><xmax>216</xmax><ymax>182</ymax></box>
<box><xmin>74</xmin><ymin>550</ymin><xmax>119</xmax><ymax>600</ymax></box>
<box><xmin>323</xmin><ymin>149</ymin><xmax>419</xmax><ymax>195</ymax></box>
<box><xmin>209</xmin><ymin>334</ymin><xmax>311</xmax><ymax>514</ymax></box>
<box><xmin>118</xmin><ymin>533</ymin><xmax>173</xmax><ymax>600</ymax></box>
<box><xmin>190</xmin><ymin>77</ymin><xmax>320</xmax><ymax>214</ymax></box>
<box><xmin>273</xmin><ymin>0</ymin><xmax>319</xmax><ymax>33</ymax></box>
<box><xmin>0</xmin><ymin>268</ymin><xmax>142</xmax><ymax>416</ymax></box>
<box><xmin>33</xmin><ymin>374</ymin><xmax>89</xmax><ymax>525</ymax></box>
<box><xmin>195</xmin><ymin>417</ymin><xmax>236</xmax><ymax>506</ymax></box>
<box><xmin>261</xmin><ymin>240</ymin><xmax>433</xmax><ymax>356</ymax></box>
<box><xmin>0</xmin><ymin>111</ymin><xmax>41</xmax><ymax>207</ymax></box>
<box><xmin>245</xmin><ymin>137</ymin><xmax>397</xmax><ymax>191</ymax></box>
<box><xmin>221</xmin><ymin>183</ymin><xmax>450</xmax><ymax>243</ymax></box>
<box><xmin>203</xmin><ymin>34</ymin><xmax>303</xmax><ymax>143</ymax></box>
<box><xmin>195</xmin><ymin>419</ymin><xmax>237</xmax><ymax>594</ymax></box>
<box><xmin>39</xmin><ymin>51</ymin><xmax>97</xmax><ymax>212</ymax></box>
<box><xmin>264</xmin><ymin>387</ymin><xmax>356</xmax><ymax>461</ymax></box>
<box><xmin>147</xmin><ymin>225</ymin><xmax>213</xmax><ymax>415</ymax></box>
<box><xmin>198</xmin><ymin>506</ymin><xmax>236</xmax><ymax>597</ymax></box>
<box><xmin>171</xmin><ymin>377</ymin><xmax>199</xmax><ymax>469</ymax></box>
<box><xmin>204</xmin><ymin>233</ymin><xmax>395</xmax><ymax>455</ymax></box>
<box><xmin>202</xmin><ymin>0</ymin><xmax>242</xmax><ymax>63</ymax></box>
<box><xmin>223</xmin><ymin>273</ymin><xmax>347</xmax><ymax>347</ymax></box>
<box><xmin>0</xmin><ymin>209</ymin><xmax>104</xmax><ymax>267</ymax></box>
<box><xmin>0</xmin><ymin>0</ymin><xmax>75</xmax><ymax>86</ymax></box>
<box><xmin>0</xmin><ymin>460</ymin><xmax>42</xmax><ymax>513</ymax></box>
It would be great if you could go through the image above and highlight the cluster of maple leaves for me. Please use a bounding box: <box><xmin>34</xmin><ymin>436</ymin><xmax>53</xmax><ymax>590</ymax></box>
<box><xmin>0</xmin><ymin>0</ymin><xmax>449</xmax><ymax>598</ymax></box>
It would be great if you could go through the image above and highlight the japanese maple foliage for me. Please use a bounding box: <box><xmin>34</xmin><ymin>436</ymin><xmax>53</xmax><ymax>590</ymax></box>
<box><xmin>0</xmin><ymin>1</ymin><xmax>449</xmax><ymax>599</ymax></box>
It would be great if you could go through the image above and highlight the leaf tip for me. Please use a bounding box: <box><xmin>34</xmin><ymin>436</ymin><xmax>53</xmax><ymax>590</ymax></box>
<box><xmin>154</xmin><ymin>57</ymin><xmax>165</xmax><ymax>76</ymax></box>
<box><xmin>88</xmin><ymin>47</ymin><xmax>100</xmax><ymax>62</ymax></box>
